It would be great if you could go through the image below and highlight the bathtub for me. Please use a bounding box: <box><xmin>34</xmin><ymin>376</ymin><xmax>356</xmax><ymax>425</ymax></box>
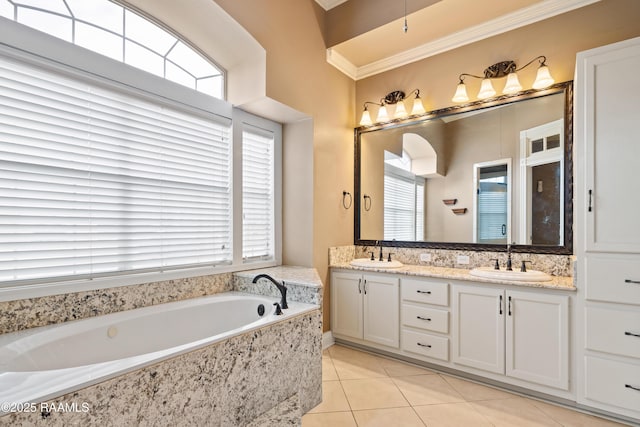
<box><xmin>0</xmin><ymin>291</ymin><xmax>317</xmax><ymax>415</ymax></box>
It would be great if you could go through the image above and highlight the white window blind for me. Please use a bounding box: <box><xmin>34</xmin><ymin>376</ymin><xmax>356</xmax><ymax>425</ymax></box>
<box><xmin>242</xmin><ymin>125</ymin><xmax>274</xmax><ymax>261</ymax></box>
<box><xmin>0</xmin><ymin>54</ymin><xmax>232</xmax><ymax>285</ymax></box>
<box><xmin>384</xmin><ymin>165</ymin><xmax>424</xmax><ymax>241</ymax></box>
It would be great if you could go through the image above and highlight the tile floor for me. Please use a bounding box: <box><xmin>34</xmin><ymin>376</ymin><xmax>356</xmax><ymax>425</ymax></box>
<box><xmin>302</xmin><ymin>345</ymin><xmax>628</xmax><ymax>427</ymax></box>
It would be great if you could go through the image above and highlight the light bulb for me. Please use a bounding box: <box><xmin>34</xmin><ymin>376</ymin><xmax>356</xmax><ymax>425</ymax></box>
<box><xmin>452</xmin><ymin>82</ymin><xmax>469</xmax><ymax>103</ymax></box>
<box><xmin>502</xmin><ymin>72</ymin><xmax>522</xmax><ymax>94</ymax></box>
<box><xmin>394</xmin><ymin>101</ymin><xmax>408</xmax><ymax>119</ymax></box>
<box><xmin>477</xmin><ymin>78</ymin><xmax>496</xmax><ymax>99</ymax></box>
<box><xmin>532</xmin><ymin>65</ymin><xmax>554</xmax><ymax>89</ymax></box>
<box><xmin>411</xmin><ymin>96</ymin><xmax>426</xmax><ymax>115</ymax></box>
<box><xmin>359</xmin><ymin>108</ymin><xmax>372</xmax><ymax>126</ymax></box>
<box><xmin>376</xmin><ymin>105</ymin><xmax>389</xmax><ymax>122</ymax></box>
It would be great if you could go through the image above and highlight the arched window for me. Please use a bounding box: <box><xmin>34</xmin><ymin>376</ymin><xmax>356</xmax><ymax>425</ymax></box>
<box><xmin>0</xmin><ymin>0</ymin><xmax>224</xmax><ymax>98</ymax></box>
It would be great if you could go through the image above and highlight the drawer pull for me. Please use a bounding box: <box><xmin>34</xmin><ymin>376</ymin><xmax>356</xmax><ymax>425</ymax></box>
<box><xmin>417</xmin><ymin>290</ymin><xmax>432</xmax><ymax>294</ymax></box>
<box><xmin>624</xmin><ymin>331</ymin><xmax>640</xmax><ymax>338</ymax></box>
<box><xmin>416</xmin><ymin>316</ymin><xmax>432</xmax><ymax>322</ymax></box>
<box><xmin>625</xmin><ymin>384</ymin><xmax>640</xmax><ymax>392</ymax></box>
<box><xmin>417</xmin><ymin>342</ymin><xmax>432</xmax><ymax>348</ymax></box>
<box><xmin>625</xmin><ymin>279</ymin><xmax>640</xmax><ymax>285</ymax></box>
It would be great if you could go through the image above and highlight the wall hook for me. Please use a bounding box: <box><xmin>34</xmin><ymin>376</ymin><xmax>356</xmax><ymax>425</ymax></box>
<box><xmin>342</xmin><ymin>191</ymin><xmax>353</xmax><ymax>209</ymax></box>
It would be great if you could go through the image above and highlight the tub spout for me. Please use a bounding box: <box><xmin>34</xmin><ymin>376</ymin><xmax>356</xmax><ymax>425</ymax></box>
<box><xmin>252</xmin><ymin>274</ymin><xmax>288</xmax><ymax>309</ymax></box>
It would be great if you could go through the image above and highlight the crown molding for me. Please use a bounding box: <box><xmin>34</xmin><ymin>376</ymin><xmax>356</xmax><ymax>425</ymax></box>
<box><xmin>326</xmin><ymin>48</ymin><xmax>358</xmax><ymax>80</ymax></box>
<box><xmin>328</xmin><ymin>0</ymin><xmax>601</xmax><ymax>80</ymax></box>
<box><xmin>314</xmin><ymin>0</ymin><xmax>348</xmax><ymax>11</ymax></box>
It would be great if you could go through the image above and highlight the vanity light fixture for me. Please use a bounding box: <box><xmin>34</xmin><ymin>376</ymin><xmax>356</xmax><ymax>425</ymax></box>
<box><xmin>359</xmin><ymin>89</ymin><xmax>425</xmax><ymax>126</ymax></box>
<box><xmin>452</xmin><ymin>56</ymin><xmax>555</xmax><ymax>103</ymax></box>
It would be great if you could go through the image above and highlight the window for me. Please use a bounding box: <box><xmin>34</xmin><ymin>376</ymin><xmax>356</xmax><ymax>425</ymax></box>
<box><xmin>477</xmin><ymin>165</ymin><xmax>508</xmax><ymax>243</ymax></box>
<box><xmin>0</xmin><ymin>0</ymin><xmax>224</xmax><ymax>98</ymax></box>
<box><xmin>0</xmin><ymin>53</ymin><xmax>232</xmax><ymax>284</ymax></box>
<box><xmin>242</xmin><ymin>125</ymin><xmax>275</xmax><ymax>262</ymax></box>
<box><xmin>0</xmin><ymin>7</ymin><xmax>280</xmax><ymax>296</ymax></box>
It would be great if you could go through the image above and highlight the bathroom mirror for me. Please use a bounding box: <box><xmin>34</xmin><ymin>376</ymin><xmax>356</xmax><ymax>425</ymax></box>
<box><xmin>355</xmin><ymin>81</ymin><xmax>573</xmax><ymax>254</ymax></box>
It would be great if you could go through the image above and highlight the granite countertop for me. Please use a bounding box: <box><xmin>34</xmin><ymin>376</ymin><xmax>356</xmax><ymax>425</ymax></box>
<box><xmin>330</xmin><ymin>261</ymin><xmax>575</xmax><ymax>291</ymax></box>
<box><xmin>235</xmin><ymin>266</ymin><xmax>323</xmax><ymax>288</ymax></box>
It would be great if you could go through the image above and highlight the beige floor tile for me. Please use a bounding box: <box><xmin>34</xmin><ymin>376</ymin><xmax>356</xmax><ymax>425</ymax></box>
<box><xmin>470</xmin><ymin>397</ymin><xmax>562</xmax><ymax>427</ymax></box>
<box><xmin>529</xmin><ymin>399</ymin><xmax>628</xmax><ymax>427</ymax></box>
<box><xmin>392</xmin><ymin>374</ymin><xmax>465</xmax><ymax>406</ymax></box>
<box><xmin>341</xmin><ymin>377</ymin><xmax>410</xmax><ymax>411</ymax></box>
<box><xmin>441</xmin><ymin>374</ymin><xmax>516</xmax><ymax>401</ymax></box>
<box><xmin>378</xmin><ymin>357</ymin><xmax>437</xmax><ymax>377</ymax></box>
<box><xmin>330</xmin><ymin>347</ymin><xmax>388</xmax><ymax>380</ymax></box>
<box><xmin>322</xmin><ymin>356</ymin><xmax>339</xmax><ymax>381</ymax></box>
<box><xmin>309</xmin><ymin>381</ymin><xmax>351</xmax><ymax>413</ymax></box>
<box><xmin>352</xmin><ymin>407</ymin><xmax>426</xmax><ymax>427</ymax></box>
<box><xmin>322</xmin><ymin>349</ymin><xmax>331</xmax><ymax>357</ymax></box>
<box><xmin>302</xmin><ymin>411</ymin><xmax>357</xmax><ymax>427</ymax></box>
<box><xmin>413</xmin><ymin>402</ymin><xmax>493</xmax><ymax>427</ymax></box>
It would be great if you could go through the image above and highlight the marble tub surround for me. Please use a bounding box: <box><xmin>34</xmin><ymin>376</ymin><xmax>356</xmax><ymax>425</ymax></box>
<box><xmin>0</xmin><ymin>272</ymin><xmax>234</xmax><ymax>336</ymax></box>
<box><xmin>5</xmin><ymin>310</ymin><xmax>323</xmax><ymax>426</ymax></box>
<box><xmin>329</xmin><ymin>245</ymin><xmax>573</xmax><ymax>277</ymax></box>
<box><xmin>234</xmin><ymin>266</ymin><xmax>323</xmax><ymax>306</ymax></box>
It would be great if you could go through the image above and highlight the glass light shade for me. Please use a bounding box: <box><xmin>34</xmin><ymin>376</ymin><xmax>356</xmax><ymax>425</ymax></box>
<box><xmin>376</xmin><ymin>105</ymin><xmax>389</xmax><ymax>122</ymax></box>
<box><xmin>359</xmin><ymin>108</ymin><xmax>372</xmax><ymax>126</ymax></box>
<box><xmin>532</xmin><ymin>65</ymin><xmax>554</xmax><ymax>89</ymax></box>
<box><xmin>411</xmin><ymin>97</ymin><xmax>426</xmax><ymax>115</ymax></box>
<box><xmin>451</xmin><ymin>83</ymin><xmax>469</xmax><ymax>103</ymax></box>
<box><xmin>394</xmin><ymin>101</ymin><xmax>407</xmax><ymax>118</ymax></box>
<box><xmin>502</xmin><ymin>72</ymin><xmax>522</xmax><ymax>94</ymax></box>
<box><xmin>477</xmin><ymin>78</ymin><xmax>496</xmax><ymax>99</ymax></box>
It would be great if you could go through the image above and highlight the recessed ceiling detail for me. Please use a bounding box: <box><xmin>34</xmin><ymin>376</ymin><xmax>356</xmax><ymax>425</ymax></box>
<box><xmin>315</xmin><ymin>0</ymin><xmax>348</xmax><ymax>11</ymax></box>
<box><xmin>326</xmin><ymin>0</ymin><xmax>600</xmax><ymax>80</ymax></box>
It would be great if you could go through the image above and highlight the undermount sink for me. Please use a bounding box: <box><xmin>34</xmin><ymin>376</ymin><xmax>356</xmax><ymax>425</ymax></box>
<box><xmin>469</xmin><ymin>266</ymin><xmax>552</xmax><ymax>282</ymax></box>
<box><xmin>350</xmin><ymin>258</ymin><xmax>403</xmax><ymax>269</ymax></box>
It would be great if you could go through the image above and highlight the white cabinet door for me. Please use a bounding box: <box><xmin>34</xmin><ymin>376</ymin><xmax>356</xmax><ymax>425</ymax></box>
<box><xmin>452</xmin><ymin>285</ymin><xmax>504</xmax><ymax>374</ymax></box>
<box><xmin>363</xmin><ymin>275</ymin><xmax>399</xmax><ymax>348</ymax></box>
<box><xmin>579</xmin><ymin>37</ymin><xmax>640</xmax><ymax>252</ymax></box>
<box><xmin>331</xmin><ymin>272</ymin><xmax>363</xmax><ymax>340</ymax></box>
<box><xmin>505</xmin><ymin>290</ymin><xmax>569</xmax><ymax>390</ymax></box>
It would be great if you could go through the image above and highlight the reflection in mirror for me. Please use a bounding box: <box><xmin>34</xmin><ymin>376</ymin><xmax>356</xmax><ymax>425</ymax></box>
<box><xmin>355</xmin><ymin>82</ymin><xmax>573</xmax><ymax>254</ymax></box>
<box><xmin>473</xmin><ymin>160</ymin><xmax>511</xmax><ymax>245</ymax></box>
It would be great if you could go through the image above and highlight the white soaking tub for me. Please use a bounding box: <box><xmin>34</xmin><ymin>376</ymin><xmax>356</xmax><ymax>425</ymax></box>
<box><xmin>0</xmin><ymin>291</ymin><xmax>317</xmax><ymax>414</ymax></box>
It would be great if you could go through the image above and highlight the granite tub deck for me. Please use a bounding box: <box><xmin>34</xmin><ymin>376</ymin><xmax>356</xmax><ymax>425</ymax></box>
<box><xmin>2</xmin><ymin>266</ymin><xmax>323</xmax><ymax>426</ymax></box>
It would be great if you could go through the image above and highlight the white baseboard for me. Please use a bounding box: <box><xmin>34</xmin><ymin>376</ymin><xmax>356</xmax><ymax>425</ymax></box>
<box><xmin>322</xmin><ymin>331</ymin><xmax>335</xmax><ymax>350</ymax></box>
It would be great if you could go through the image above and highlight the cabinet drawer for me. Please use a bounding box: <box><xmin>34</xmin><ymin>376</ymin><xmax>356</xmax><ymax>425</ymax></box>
<box><xmin>584</xmin><ymin>356</ymin><xmax>640</xmax><ymax>415</ymax></box>
<box><xmin>402</xmin><ymin>304</ymin><xmax>448</xmax><ymax>334</ymax></box>
<box><xmin>401</xmin><ymin>279</ymin><xmax>448</xmax><ymax>306</ymax></box>
<box><xmin>586</xmin><ymin>306</ymin><xmax>640</xmax><ymax>359</ymax></box>
<box><xmin>402</xmin><ymin>329</ymin><xmax>449</xmax><ymax>361</ymax></box>
<box><xmin>586</xmin><ymin>255</ymin><xmax>640</xmax><ymax>305</ymax></box>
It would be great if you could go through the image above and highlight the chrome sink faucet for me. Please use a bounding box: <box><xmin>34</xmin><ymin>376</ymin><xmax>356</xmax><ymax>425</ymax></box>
<box><xmin>506</xmin><ymin>244</ymin><xmax>513</xmax><ymax>271</ymax></box>
<box><xmin>252</xmin><ymin>274</ymin><xmax>288</xmax><ymax>309</ymax></box>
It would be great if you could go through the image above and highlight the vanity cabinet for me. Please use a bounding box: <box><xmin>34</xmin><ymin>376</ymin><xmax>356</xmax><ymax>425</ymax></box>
<box><xmin>331</xmin><ymin>271</ymin><xmax>399</xmax><ymax>348</ymax></box>
<box><xmin>576</xmin><ymin>36</ymin><xmax>640</xmax><ymax>422</ymax></box>
<box><xmin>452</xmin><ymin>284</ymin><xmax>569</xmax><ymax>390</ymax></box>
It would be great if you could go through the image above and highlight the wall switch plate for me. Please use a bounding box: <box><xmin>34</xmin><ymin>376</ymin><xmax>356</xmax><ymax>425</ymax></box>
<box><xmin>457</xmin><ymin>255</ymin><xmax>470</xmax><ymax>265</ymax></box>
<box><xmin>420</xmin><ymin>253</ymin><xmax>431</xmax><ymax>262</ymax></box>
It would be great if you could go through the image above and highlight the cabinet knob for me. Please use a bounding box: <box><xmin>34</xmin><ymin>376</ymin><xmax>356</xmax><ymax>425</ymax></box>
<box><xmin>417</xmin><ymin>290</ymin><xmax>431</xmax><ymax>294</ymax></box>
<box><xmin>416</xmin><ymin>316</ymin><xmax>431</xmax><ymax>322</ymax></box>
<box><xmin>625</xmin><ymin>279</ymin><xmax>640</xmax><ymax>285</ymax></box>
<box><xmin>417</xmin><ymin>342</ymin><xmax>432</xmax><ymax>348</ymax></box>
<box><xmin>625</xmin><ymin>384</ymin><xmax>640</xmax><ymax>392</ymax></box>
<box><xmin>624</xmin><ymin>331</ymin><xmax>640</xmax><ymax>338</ymax></box>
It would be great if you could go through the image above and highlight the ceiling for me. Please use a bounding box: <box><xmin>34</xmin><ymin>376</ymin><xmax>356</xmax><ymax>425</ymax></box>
<box><xmin>316</xmin><ymin>0</ymin><xmax>600</xmax><ymax>80</ymax></box>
